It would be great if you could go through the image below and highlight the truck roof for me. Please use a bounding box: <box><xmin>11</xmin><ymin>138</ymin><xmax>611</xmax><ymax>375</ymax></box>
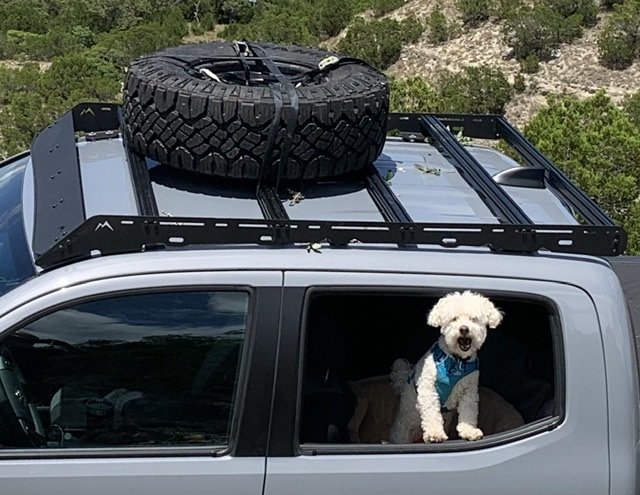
<box><xmin>4</xmin><ymin>105</ymin><xmax>626</xmax><ymax>274</ymax></box>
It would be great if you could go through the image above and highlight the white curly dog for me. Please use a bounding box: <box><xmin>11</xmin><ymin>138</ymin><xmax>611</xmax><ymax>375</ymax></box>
<box><xmin>389</xmin><ymin>291</ymin><xmax>503</xmax><ymax>443</ymax></box>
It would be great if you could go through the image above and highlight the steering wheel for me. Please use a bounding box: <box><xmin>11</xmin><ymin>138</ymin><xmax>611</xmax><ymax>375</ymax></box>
<box><xmin>0</xmin><ymin>345</ymin><xmax>45</xmax><ymax>447</ymax></box>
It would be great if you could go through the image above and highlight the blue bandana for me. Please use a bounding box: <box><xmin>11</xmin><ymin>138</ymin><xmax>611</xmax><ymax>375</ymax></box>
<box><xmin>432</xmin><ymin>342</ymin><xmax>478</xmax><ymax>406</ymax></box>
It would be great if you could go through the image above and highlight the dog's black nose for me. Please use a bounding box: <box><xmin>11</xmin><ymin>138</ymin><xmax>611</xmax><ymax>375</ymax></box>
<box><xmin>459</xmin><ymin>326</ymin><xmax>469</xmax><ymax>335</ymax></box>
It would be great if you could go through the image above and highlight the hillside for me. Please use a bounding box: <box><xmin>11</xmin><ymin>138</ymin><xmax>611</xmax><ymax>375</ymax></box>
<box><xmin>385</xmin><ymin>0</ymin><xmax>640</xmax><ymax>125</ymax></box>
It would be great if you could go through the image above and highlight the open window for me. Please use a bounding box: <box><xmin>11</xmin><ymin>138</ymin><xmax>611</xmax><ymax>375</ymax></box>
<box><xmin>299</xmin><ymin>290</ymin><xmax>561</xmax><ymax>448</ymax></box>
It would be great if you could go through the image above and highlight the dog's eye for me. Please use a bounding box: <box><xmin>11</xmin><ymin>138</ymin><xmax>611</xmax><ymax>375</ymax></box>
<box><xmin>470</xmin><ymin>316</ymin><xmax>479</xmax><ymax>323</ymax></box>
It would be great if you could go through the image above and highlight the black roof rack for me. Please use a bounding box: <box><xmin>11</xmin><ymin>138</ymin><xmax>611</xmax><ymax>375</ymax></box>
<box><xmin>388</xmin><ymin>113</ymin><xmax>615</xmax><ymax>226</ymax></box>
<box><xmin>30</xmin><ymin>104</ymin><xmax>626</xmax><ymax>270</ymax></box>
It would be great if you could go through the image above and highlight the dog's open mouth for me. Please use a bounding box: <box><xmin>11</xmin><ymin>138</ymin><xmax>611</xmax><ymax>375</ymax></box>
<box><xmin>458</xmin><ymin>337</ymin><xmax>472</xmax><ymax>352</ymax></box>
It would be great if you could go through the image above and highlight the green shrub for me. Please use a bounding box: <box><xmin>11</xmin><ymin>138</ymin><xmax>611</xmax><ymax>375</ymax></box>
<box><xmin>623</xmin><ymin>90</ymin><xmax>640</xmax><ymax>127</ymax></box>
<box><xmin>597</xmin><ymin>1</ymin><xmax>640</xmax><ymax>69</ymax></box>
<box><xmin>217</xmin><ymin>0</ymin><xmax>257</xmax><ymax>23</ymax></box>
<box><xmin>402</xmin><ymin>15</ymin><xmax>425</xmax><ymax>43</ymax></box>
<box><xmin>390</xmin><ymin>67</ymin><xmax>514</xmax><ymax>114</ymax></box>
<box><xmin>542</xmin><ymin>0</ymin><xmax>598</xmax><ymax>26</ymax></box>
<box><xmin>338</xmin><ymin>17</ymin><xmax>421</xmax><ymax>70</ymax></box>
<box><xmin>389</xmin><ymin>77</ymin><xmax>444</xmax><ymax>112</ymax></box>
<box><xmin>520</xmin><ymin>53</ymin><xmax>540</xmax><ymax>73</ymax></box>
<box><xmin>42</xmin><ymin>52</ymin><xmax>121</xmax><ymax>103</ymax></box>
<box><xmin>456</xmin><ymin>0</ymin><xmax>491</xmax><ymax>26</ymax></box>
<box><xmin>427</xmin><ymin>8</ymin><xmax>450</xmax><ymax>44</ymax></box>
<box><xmin>492</xmin><ymin>0</ymin><xmax>524</xmax><ymax>19</ymax></box>
<box><xmin>0</xmin><ymin>0</ymin><xmax>50</xmax><ymax>34</ymax></box>
<box><xmin>524</xmin><ymin>91</ymin><xmax>640</xmax><ymax>253</ymax></box>
<box><xmin>372</xmin><ymin>0</ymin><xmax>406</xmax><ymax>16</ymax></box>
<box><xmin>598</xmin><ymin>27</ymin><xmax>636</xmax><ymax>69</ymax></box>
<box><xmin>313</xmin><ymin>0</ymin><xmax>355</xmax><ymax>37</ymax></box>
<box><xmin>437</xmin><ymin>66</ymin><xmax>514</xmax><ymax>113</ymax></box>
<box><xmin>222</xmin><ymin>11</ymin><xmax>318</xmax><ymax>45</ymax></box>
<box><xmin>503</xmin><ymin>5</ymin><xmax>576</xmax><ymax>61</ymax></box>
<box><xmin>70</xmin><ymin>25</ymin><xmax>96</xmax><ymax>48</ymax></box>
<box><xmin>0</xmin><ymin>93</ymin><xmax>55</xmax><ymax>158</ymax></box>
<box><xmin>625</xmin><ymin>202</ymin><xmax>640</xmax><ymax>255</ymax></box>
<box><xmin>513</xmin><ymin>73</ymin><xmax>526</xmax><ymax>92</ymax></box>
<box><xmin>92</xmin><ymin>21</ymin><xmax>183</xmax><ymax>68</ymax></box>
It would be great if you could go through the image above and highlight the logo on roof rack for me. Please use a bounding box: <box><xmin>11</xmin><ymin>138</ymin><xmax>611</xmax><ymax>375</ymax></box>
<box><xmin>94</xmin><ymin>221</ymin><xmax>114</xmax><ymax>232</ymax></box>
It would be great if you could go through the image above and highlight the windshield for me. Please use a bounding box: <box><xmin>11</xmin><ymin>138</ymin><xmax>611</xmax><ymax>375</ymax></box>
<box><xmin>0</xmin><ymin>158</ymin><xmax>35</xmax><ymax>297</ymax></box>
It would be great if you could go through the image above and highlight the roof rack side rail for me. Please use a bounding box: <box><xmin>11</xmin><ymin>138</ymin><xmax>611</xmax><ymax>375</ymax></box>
<box><xmin>419</xmin><ymin>115</ymin><xmax>533</xmax><ymax>225</ymax></box>
<box><xmin>35</xmin><ymin>215</ymin><xmax>627</xmax><ymax>269</ymax></box>
<box><xmin>388</xmin><ymin>113</ymin><xmax>499</xmax><ymax>139</ymax></box>
<box><xmin>495</xmin><ymin>117</ymin><xmax>615</xmax><ymax>226</ymax></box>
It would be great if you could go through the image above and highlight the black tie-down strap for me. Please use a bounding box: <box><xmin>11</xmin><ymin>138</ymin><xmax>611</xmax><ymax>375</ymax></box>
<box><xmin>230</xmin><ymin>42</ymin><xmax>299</xmax><ymax>191</ymax></box>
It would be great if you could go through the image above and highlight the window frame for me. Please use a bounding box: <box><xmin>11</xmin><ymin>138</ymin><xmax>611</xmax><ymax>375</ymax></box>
<box><xmin>0</xmin><ymin>284</ymin><xmax>258</xmax><ymax>460</ymax></box>
<box><xmin>293</xmin><ymin>286</ymin><xmax>566</xmax><ymax>456</ymax></box>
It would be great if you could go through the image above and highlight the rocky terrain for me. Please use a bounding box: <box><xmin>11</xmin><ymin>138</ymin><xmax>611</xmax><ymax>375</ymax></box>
<box><xmin>386</xmin><ymin>0</ymin><xmax>640</xmax><ymax>126</ymax></box>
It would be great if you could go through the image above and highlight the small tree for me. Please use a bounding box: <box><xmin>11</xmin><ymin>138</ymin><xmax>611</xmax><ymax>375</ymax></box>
<box><xmin>524</xmin><ymin>91</ymin><xmax>640</xmax><ymax>253</ymax></box>
<box><xmin>338</xmin><ymin>18</ymin><xmax>415</xmax><ymax>70</ymax></box>
<box><xmin>389</xmin><ymin>77</ymin><xmax>444</xmax><ymax>112</ymax></box>
<box><xmin>503</xmin><ymin>4</ymin><xmax>582</xmax><ymax>61</ymax></box>
<box><xmin>437</xmin><ymin>66</ymin><xmax>514</xmax><ymax>114</ymax></box>
<box><xmin>513</xmin><ymin>73</ymin><xmax>526</xmax><ymax>92</ymax></box>
<box><xmin>520</xmin><ymin>53</ymin><xmax>540</xmax><ymax>73</ymax></box>
<box><xmin>371</xmin><ymin>0</ymin><xmax>406</xmax><ymax>16</ymax></box>
<box><xmin>456</xmin><ymin>0</ymin><xmax>491</xmax><ymax>26</ymax></box>
<box><xmin>623</xmin><ymin>90</ymin><xmax>640</xmax><ymax>126</ymax></box>
<box><xmin>542</xmin><ymin>0</ymin><xmax>598</xmax><ymax>26</ymax></box>
<box><xmin>597</xmin><ymin>0</ymin><xmax>640</xmax><ymax>69</ymax></box>
<box><xmin>492</xmin><ymin>0</ymin><xmax>523</xmax><ymax>20</ymax></box>
<box><xmin>427</xmin><ymin>8</ymin><xmax>449</xmax><ymax>44</ymax></box>
<box><xmin>313</xmin><ymin>0</ymin><xmax>355</xmax><ymax>38</ymax></box>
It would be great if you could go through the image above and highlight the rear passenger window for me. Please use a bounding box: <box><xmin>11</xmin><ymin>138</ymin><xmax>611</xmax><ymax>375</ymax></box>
<box><xmin>0</xmin><ymin>291</ymin><xmax>249</xmax><ymax>450</ymax></box>
<box><xmin>299</xmin><ymin>291</ymin><xmax>560</xmax><ymax>447</ymax></box>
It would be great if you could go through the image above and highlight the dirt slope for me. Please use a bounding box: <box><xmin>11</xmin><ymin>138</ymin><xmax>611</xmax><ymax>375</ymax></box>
<box><xmin>384</xmin><ymin>0</ymin><xmax>640</xmax><ymax>126</ymax></box>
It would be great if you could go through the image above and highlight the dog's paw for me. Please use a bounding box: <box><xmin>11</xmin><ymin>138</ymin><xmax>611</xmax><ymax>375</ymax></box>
<box><xmin>457</xmin><ymin>424</ymin><xmax>483</xmax><ymax>441</ymax></box>
<box><xmin>423</xmin><ymin>427</ymin><xmax>448</xmax><ymax>443</ymax></box>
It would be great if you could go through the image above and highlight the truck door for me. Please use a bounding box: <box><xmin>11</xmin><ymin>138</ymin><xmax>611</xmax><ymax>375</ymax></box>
<box><xmin>0</xmin><ymin>270</ymin><xmax>281</xmax><ymax>495</ymax></box>
<box><xmin>265</xmin><ymin>271</ymin><xmax>608</xmax><ymax>495</ymax></box>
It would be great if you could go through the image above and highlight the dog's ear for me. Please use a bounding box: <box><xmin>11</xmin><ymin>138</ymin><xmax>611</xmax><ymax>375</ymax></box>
<box><xmin>427</xmin><ymin>292</ymin><xmax>456</xmax><ymax>328</ymax></box>
<box><xmin>486</xmin><ymin>303</ymin><xmax>504</xmax><ymax>329</ymax></box>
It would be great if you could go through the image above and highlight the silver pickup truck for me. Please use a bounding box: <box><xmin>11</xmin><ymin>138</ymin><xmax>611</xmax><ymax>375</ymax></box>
<box><xmin>0</xmin><ymin>43</ymin><xmax>639</xmax><ymax>495</ymax></box>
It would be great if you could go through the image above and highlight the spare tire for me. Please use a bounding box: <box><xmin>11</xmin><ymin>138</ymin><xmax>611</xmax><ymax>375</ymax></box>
<box><xmin>123</xmin><ymin>42</ymin><xmax>389</xmax><ymax>181</ymax></box>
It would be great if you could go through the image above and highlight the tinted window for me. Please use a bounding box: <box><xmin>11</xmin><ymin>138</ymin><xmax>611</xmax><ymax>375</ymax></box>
<box><xmin>0</xmin><ymin>291</ymin><xmax>249</xmax><ymax>449</ymax></box>
<box><xmin>0</xmin><ymin>159</ymin><xmax>35</xmax><ymax>297</ymax></box>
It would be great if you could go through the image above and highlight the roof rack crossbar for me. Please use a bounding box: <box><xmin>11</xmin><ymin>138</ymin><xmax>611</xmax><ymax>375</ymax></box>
<box><xmin>495</xmin><ymin>117</ymin><xmax>615</xmax><ymax>226</ymax></box>
<box><xmin>35</xmin><ymin>215</ymin><xmax>626</xmax><ymax>269</ymax></box>
<box><xmin>125</xmin><ymin>145</ymin><xmax>159</xmax><ymax>216</ymax></box>
<box><xmin>419</xmin><ymin>115</ymin><xmax>533</xmax><ymax>225</ymax></box>
<box><xmin>257</xmin><ymin>185</ymin><xmax>289</xmax><ymax>220</ymax></box>
<box><xmin>363</xmin><ymin>164</ymin><xmax>413</xmax><ymax>223</ymax></box>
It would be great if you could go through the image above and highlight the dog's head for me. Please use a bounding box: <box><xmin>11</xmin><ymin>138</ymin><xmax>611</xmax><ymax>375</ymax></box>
<box><xmin>427</xmin><ymin>291</ymin><xmax>503</xmax><ymax>359</ymax></box>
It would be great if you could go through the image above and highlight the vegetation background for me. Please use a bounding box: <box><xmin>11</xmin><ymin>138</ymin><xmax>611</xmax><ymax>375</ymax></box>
<box><xmin>0</xmin><ymin>0</ymin><xmax>639</xmax><ymax>253</ymax></box>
